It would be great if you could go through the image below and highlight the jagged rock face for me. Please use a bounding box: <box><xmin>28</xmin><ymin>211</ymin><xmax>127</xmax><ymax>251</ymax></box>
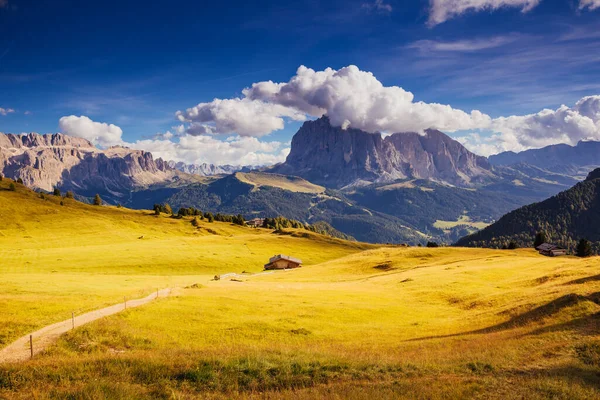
<box><xmin>0</xmin><ymin>132</ymin><xmax>189</xmax><ymax>197</ymax></box>
<box><xmin>272</xmin><ymin>117</ymin><xmax>493</xmax><ymax>188</ymax></box>
<box><xmin>168</xmin><ymin>161</ymin><xmax>248</xmax><ymax>176</ymax></box>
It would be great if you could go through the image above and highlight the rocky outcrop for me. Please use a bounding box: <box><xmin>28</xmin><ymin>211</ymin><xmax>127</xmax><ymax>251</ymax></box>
<box><xmin>0</xmin><ymin>133</ymin><xmax>196</xmax><ymax>201</ymax></box>
<box><xmin>272</xmin><ymin>116</ymin><xmax>494</xmax><ymax>188</ymax></box>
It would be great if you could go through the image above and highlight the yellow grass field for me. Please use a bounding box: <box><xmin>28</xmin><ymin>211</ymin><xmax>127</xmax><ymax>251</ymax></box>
<box><xmin>1</xmin><ymin>178</ymin><xmax>600</xmax><ymax>399</ymax></box>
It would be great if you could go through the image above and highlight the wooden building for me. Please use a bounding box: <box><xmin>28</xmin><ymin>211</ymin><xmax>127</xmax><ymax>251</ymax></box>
<box><xmin>246</xmin><ymin>218</ymin><xmax>265</xmax><ymax>228</ymax></box>
<box><xmin>536</xmin><ymin>243</ymin><xmax>567</xmax><ymax>257</ymax></box>
<box><xmin>264</xmin><ymin>254</ymin><xmax>302</xmax><ymax>270</ymax></box>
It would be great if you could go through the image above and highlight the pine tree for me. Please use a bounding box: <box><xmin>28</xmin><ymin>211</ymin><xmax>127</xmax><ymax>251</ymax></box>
<box><xmin>65</xmin><ymin>191</ymin><xmax>74</xmax><ymax>199</ymax></box>
<box><xmin>164</xmin><ymin>203</ymin><xmax>173</xmax><ymax>215</ymax></box>
<box><xmin>93</xmin><ymin>194</ymin><xmax>102</xmax><ymax>206</ymax></box>
<box><xmin>507</xmin><ymin>241</ymin><xmax>518</xmax><ymax>250</ymax></box>
<box><xmin>53</xmin><ymin>187</ymin><xmax>61</xmax><ymax>196</ymax></box>
<box><xmin>576</xmin><ymin>238</ymin><xmax>592</xmax><ymax>258</ymax></box>
<box><xmin>533</xmin><ymin>231</ymin><xmax>547</xmax><ymax>248</ymax></box>
<box><xmin>16</xmin><ymin>178</ymin><xmax>23</xmax><ymax>184</ymax></box>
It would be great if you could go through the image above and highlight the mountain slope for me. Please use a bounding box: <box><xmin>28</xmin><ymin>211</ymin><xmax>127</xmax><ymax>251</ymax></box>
<box><xmin>456</xmin><ymin>168</ymin><xmax>600</xmax><ymax>251</ymax></box>
<box><xmin>271</xmin><ymin>116</ymin><xmax>494</xmax><ymax>188</ymax></box>
<box><xmin>153</xmin><ymin>173</ymin><xmax>428</xmax><ymax>244</ymax></box>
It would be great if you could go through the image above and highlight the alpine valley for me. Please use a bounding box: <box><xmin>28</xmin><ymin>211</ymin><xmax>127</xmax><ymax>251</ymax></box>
<box><xmin>2</xmin><ymin>116</ymin><xmax>598</xmax><ymax>245</ymax></box>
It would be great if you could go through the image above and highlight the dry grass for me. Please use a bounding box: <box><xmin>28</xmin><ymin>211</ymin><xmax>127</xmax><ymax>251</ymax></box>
<box><xmin>1</xmin><ymin>178</ymin><xmax>600</xmax><ymax>399</ymax></box>
<box><xmin>234</xmin><ymin>172</ymin><xmax>325</xmax><ymax>193</ymax></box>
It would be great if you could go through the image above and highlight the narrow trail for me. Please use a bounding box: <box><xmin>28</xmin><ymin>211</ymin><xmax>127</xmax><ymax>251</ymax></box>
<box><xmin>0</xmin><ymin>288</ymin><xmax>172</xmax><ymax>364</ymax></box>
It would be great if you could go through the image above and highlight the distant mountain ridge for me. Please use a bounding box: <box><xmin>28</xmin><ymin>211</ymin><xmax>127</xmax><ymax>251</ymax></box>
<box><xmin>489</xmin><ymin>140</ymin><xmax>600</xmax><ymax>176</ymax></box>
<box><xmin>271</xmin><ymin>116</ymin><xmax>494</xmax><ymax>188</ymax></box>
<box><xmin>456</xmin><ymin>167</ymin><xmax>600</xmax><ymax>251</ymax></box>
<box><xmin>168</xmin><ymin>161</ymin><xmax>252</xmax><ymax>176</ymax></box>
<box><xmin>0</xmin><ymin>132</ymin><xmax>200</xmax><ymax>203</ymax></box>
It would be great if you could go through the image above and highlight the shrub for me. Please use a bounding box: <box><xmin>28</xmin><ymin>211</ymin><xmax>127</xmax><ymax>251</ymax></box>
<box><xmin>426</xmin><ymin>241</ymin><xmax>439</xmax><ymax>248</ymax></box>
<box><xmin>576</xmin><ymin>239</ymin><xmax>592</xmax><ymax>258</ymax></box>
<box><xmin>16</xmin><ymin>178</ymin><xmax>23</xmax><ymax>184</ymax></box>
<box><xmin>65</xmin><ymin>191</ymin><xmax>74</xmax><ymax>199</ymax></box>
<box><xmin>53</xmin><ymin>187</ymin><xmax>61</xmax><ymax>196</ymax></box>
<box><xmin>93</xmin><ymin>194</ymin><xmax>102</xmax><ymax>206</ymax></box>
<box><xmin>507</xmin><ymin>241</ymin><xmax>518</xmax><ymax>250</ymax></box>
<box><xmin>40</xmin><ymin>193</ymin><xmax>46</xmax><ymax>199</ymax></box>
<box><xmin>8</xmin><ymin>182</ymin><xmax>16</xmax><ymax>191</ymax></box>
<box><xmin>0</xmin><ymin>174</ymin><xmax>3</xmax><ymax>181</ymax></box>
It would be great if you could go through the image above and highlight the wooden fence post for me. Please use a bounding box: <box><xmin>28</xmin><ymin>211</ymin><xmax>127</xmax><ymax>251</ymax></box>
<box><xmin>30</xmin><ymin>335</ymin><xmax>33</xmax><ymax>359</ymax></box>
<box><xmin>72</xmin><ymin>312</ymin><xmax>75</xmax><ymax>330</ymax></box>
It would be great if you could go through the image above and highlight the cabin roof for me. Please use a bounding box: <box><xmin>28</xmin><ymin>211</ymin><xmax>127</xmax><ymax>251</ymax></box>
<box><xmin>536</xmin><ymin>243</ymin><xmax>564</xmax><ymax>251</ymax></box>
<box><xmin>268</xmin><ymin>254</ymin><xmax>302</xmax><ymax>264</ymax></box>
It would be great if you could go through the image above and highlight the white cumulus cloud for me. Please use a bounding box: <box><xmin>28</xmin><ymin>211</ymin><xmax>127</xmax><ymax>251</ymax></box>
<box><xmin>176</xmin><ymin>97</ymin><xmax>306</xmax><ymax>137</ymax></box>
<box><xmin>58</xmin><ymin>115</ymin><xmax>124</xmax><ymax>148</ymax></box>
<box><xmin>243</xmin><ymin>65</ymin><xmax>491</xmax><ymax>134</ymax></box>
<box><xmin>579</xmin><ymin>0</ymin><xmax>600</xmax><ymax>10</ymax></box>
<box><xmin>428</xmin><ymin>0</ymin><xmax>541</xmax><ymax>26</ymax></box>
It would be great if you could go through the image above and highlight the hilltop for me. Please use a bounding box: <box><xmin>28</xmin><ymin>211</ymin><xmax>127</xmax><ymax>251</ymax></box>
<box><xmin>457</xmin><ymin>168</ymin><xmax>600</xmax><ymax>251</ymax></box>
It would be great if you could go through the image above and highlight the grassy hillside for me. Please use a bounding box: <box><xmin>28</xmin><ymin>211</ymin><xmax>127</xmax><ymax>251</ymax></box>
<box><xmin>0</xmin><ymin>178</ymin><xmax>373</xmax><ymax>346</ymax></box>
<box><xmin>234</xmin><ymin>172</ymin><xmax>325</xmax><ymax>193</ymax></box>
<box><xmin>2</xmin><ymin>246</ymin><xmax>599</xmax><ymax>399</ymax></box>
<box><xmin>1</xmin><ymin>177</ymin><xmax>600</xmax><ymax>399</ymax></box>
<box><xmin>457</xmin><ymin>169</ymin><xmax>600</xmax><ymax>251</ymax></box>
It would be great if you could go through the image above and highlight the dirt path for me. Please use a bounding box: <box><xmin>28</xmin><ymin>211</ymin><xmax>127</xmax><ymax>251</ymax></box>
<box><xmin>0</xmin><ymin>288</ymin><xmax>172</xmax><ymax>364</ymax></box>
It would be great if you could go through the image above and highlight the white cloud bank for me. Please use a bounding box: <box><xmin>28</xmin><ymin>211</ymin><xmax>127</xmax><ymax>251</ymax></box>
<box><xmin>428</xmin><ymin>0</ymin><xmax>541</xmax><ymax>26</ymax></box>
<box><xmin>57</xmin><ymin>115</ymin><xmax>289</xmax><ymax>166</ymax></box>
<box><xmin>457</xmin><ymin>96</ymin><xmax>600</xmax><ymax>155</ymax></box>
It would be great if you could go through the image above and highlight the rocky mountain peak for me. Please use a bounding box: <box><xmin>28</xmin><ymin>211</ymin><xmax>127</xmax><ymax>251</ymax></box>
<box><xmin>272</xmin><ymin>116</ymin><xmax>494</xmax><ymax>188</ymax></box>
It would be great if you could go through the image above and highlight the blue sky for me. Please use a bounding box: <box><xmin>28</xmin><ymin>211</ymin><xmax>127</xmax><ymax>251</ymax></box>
<box><xmin>1</xmin><ymin>0</ymin><xmax>599</xmax><ymax>164</ymax></box>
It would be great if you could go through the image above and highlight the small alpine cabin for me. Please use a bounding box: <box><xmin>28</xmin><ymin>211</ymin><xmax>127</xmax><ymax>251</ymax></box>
<box><xmin>264</xmin><ymin>254</ymin><xmax>302</xmax><ymax>270</ymax></box>
<box><xmin>246</xmin><ymin>218</ymin><xmax>265</xmax><ymax>228</ymax></box>
<box><xmin>536</xmin><ymin>243</ymin><xmax>567</xmax><ymax>257</ymax></box>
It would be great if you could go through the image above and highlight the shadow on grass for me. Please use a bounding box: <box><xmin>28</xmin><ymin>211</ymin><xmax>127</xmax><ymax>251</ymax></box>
<box><xmin>564</xmin><ymin>274</ymin><xmax>600</xmax><ymax>285</ymax></box>
<box><xmin>407</xmin><ymin>292</ymin><xmax>600</xmax><ymax>342</ymax></box>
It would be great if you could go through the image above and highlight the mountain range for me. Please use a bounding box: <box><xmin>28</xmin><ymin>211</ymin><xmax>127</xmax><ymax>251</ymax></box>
<box><xmin>2</xmin><ymin>118</ymin><xmax>598</xmax><ymax>244</ymax></box>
